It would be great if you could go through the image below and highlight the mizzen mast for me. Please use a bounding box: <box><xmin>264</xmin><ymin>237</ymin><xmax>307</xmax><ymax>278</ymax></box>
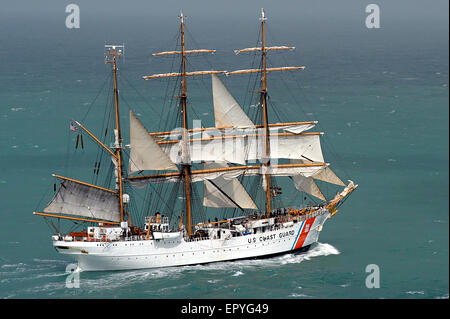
<box><xmin>228</xmin><ymin>8</ymin><xmax>305</xmax><ymax>216</ymax></box>
<box><xmin>143</xmin><ymin>12</ymin><xmax>226</xmax><ymax>238</ymax></box>
<box><xmin>105</xmin><ymin>45</ymin><xmax>125</xmax><ymax>223</ymax></box>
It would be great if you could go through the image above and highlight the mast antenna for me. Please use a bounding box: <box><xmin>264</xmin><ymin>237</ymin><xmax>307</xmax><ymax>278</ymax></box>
<box><xmin>104</xmin><ymin>44</ymin><xmax>124</xmax><ymax>63</ymax></box>
<box><xmin>260</xmin><ymin>8</ymin><xmax>267</xmax><ymax>22</ymax></box>
<box><xmin>179</xmin><ymin>10</ymin><xmax>186</xmax><ymax>23</ymax></box>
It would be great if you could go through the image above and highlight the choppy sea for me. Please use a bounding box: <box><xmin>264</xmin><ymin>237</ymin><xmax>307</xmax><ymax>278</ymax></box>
<box><xmin>0</xmin><ymin>0</ymin><xmax>448</xmax><ymax>299</ymax></box>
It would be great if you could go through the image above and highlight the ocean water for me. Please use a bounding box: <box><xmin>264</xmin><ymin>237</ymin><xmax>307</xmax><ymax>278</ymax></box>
<box><xmin>0</xmin><ymin>1</ymin><xmax>448</xmax><ymax>299</ymax></box>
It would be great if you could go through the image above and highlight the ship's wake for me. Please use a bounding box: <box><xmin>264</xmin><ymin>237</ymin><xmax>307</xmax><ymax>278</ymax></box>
<box><xmin>83</xmin><ymin>242</ymin><xmax>340</xmax><ymax>284</ymax></box>
<box><xmin>0</xmin><ymin>243</ymin><xmax>339</xmax><ymax>298</ymax></box>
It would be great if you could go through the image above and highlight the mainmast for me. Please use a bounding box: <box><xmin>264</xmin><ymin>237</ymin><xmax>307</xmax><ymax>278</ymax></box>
<box><xmin>260</xmin><ymin>9</ymin><xmax>272</xmax><ymax>215</ymax></box>
<box><xmin>143</xmin><ymin>12</ymin><xmax>226</xmax><ymax>237</ymax></box>
<box><xmin>179</xmin><ymin>12</ymin><xmax>193</xmax><ymax>238</ymax></box>
<box><xmin>105</xmin><ymin>45</ymin><xmax>125</xmax><ymax>223</ymax></box>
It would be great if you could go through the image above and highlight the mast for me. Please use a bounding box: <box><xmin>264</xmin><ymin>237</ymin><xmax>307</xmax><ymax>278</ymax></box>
<box><xmin>228</xmin><ymin>8</ymin><xmax>305</xmax><ymax>216</ymax></box>
<box><xmin>36</xmin><ymin>48</ymin><xmax>127</xmax><ymax>226</ymax></box>
<box><xmin>179</xmin><ymin>12</ymin><xmax>193</xmax><ymax>238</ymax></box>
<box><xmin>105</xmin><ymin>45</ymin><xmax>125</xmax><ymax>223</ymax></box>
<box><xmin>260</xmin><ymin>8</ymin><xmax>272</xmax><ymax>215</ymax></box>
<box><xmin>143</xmin><ymin>12</ymin><xmax>225</xmax><ymax>238</ymax></box>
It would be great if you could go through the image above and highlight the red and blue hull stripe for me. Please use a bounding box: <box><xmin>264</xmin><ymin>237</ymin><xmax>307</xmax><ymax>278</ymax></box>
<box><xmin>291</xmin><ymin>217</ymin><xmax>316</xmax><ymax>251</ymax></box>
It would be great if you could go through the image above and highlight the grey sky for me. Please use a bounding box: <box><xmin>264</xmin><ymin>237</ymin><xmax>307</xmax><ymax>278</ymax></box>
<box><xmin>2</xmin><ymin>0</ymin><xmax>448</xmax><ymax>23</ymax></box>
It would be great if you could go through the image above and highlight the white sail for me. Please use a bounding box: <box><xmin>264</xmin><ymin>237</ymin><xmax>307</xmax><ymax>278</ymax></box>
<box><xmin>149</xmin><ymin>122</ymin><xmax>316</xmax><ymax>140</ymax></box>
<box><xmin>203</xmin><ymin>162</ymin><xmax>258</xmax><ymax>210</ymax></box>
<box><xmin>129</xmin><ymin>110</ymin><xmax>178</xmax><ymax>174</ymax></box>
<box><xmin>250</xmin><ymin>132</ymin><xmax>324</xmax><ymax>163</ymax></box>
<box><xmin>291</xmin><ymin>175</ymin><xmax>326</xmax><ymax>201</ymax></box>
<box><xmin>161</xmin><ymin>131</ymin><xmax>324</xmax><ymax>165</ymax></box>
<box><xmin>291</xmin><ymin>159</ymin><xmax>345</xmax><ymax>186</ymax></box>
<box><xmin>44</xmin><ymin>180</ymin><xmax>120</xmax><ymax>222</ymax></box>
<box><xmin>212</xmin><ymin>74</ymin><xmax>254</xmax><ymax>128</ymax></box>
<box><xmin>128</xmin><ymin>163</ymin><xmax>327</xmax><ymax>187</ymax></box>
<box><xmin>161</xmin><ymin>136</ymin><xmax>247</xmax><ymax>165</ymax></box>
<box><xmin>282</xmin><ymin>123</ymin><xmax>316</xmax><ymax>134</ymax></box>
<box><xmin>312</xmin><ymin>166</ymin><xmax>345</xmax><ymax>186</ymax></box>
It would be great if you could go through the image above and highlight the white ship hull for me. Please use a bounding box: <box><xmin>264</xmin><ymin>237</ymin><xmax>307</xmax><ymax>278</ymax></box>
<box><xmin>53</xmin><ymin>212</ymin><xmax>330</xmax><ymax>271</ymax></box>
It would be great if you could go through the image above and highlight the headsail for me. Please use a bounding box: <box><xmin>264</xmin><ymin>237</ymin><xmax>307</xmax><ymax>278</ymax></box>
<box><xmin>312</xmin><ymin>165</ymin><xmax>345</xmax><ymax>186</ymax></box>
<box><xmin>288</xmin><ymin>158</ymin><xmax>345</xmax><ymax>201</ymax></box>
<box><xmin>291</xmin><ymin>175</ymin><xmax>326</xmax><ymax>201</ymax></box>
<box><xmin>291</xmin><ymin>159</ymin><xmax>345</xmax><ymax>186</ymax></box>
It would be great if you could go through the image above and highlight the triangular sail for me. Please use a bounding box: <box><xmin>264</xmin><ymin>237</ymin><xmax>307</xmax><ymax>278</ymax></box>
<box><xmin>212</xmin><ymin>74</ymin><xmax>254</xmax><ymax>128</ymax></box>
<box><xmin>291</xmin><ymin>175</ymin><xmax>326</xmax><ymax>201</ymax></box>
<box><xmin>291</xmin><ymin>159</ymin><xmax>345</xmax><ymax>186</ymax></box>
<box><xmin>312</xmin><ymin>166</ymin><xmax>345</xmax><ymax>186</ymax></box>
<box><xmin>203</xmin><ymin>162</ymin><xmax>258</xmax><ymax>210</ymax></box>
<box><xmin>128</xmin><ymin>110</ymin><xmax>178</xmax><ymax>174</ymax></box>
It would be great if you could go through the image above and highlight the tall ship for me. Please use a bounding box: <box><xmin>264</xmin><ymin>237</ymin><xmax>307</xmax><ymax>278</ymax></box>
<box><xmin>34</xmin><ymin>9</ymin><xmax>357</xmax><ymax>271</ymax></box>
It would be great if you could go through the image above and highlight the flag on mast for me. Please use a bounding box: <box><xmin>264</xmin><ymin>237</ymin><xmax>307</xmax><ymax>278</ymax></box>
<box><xmin>70</xmin><ymin>121</ymin><xmax>78</xmax><ymax>132</ymax></box>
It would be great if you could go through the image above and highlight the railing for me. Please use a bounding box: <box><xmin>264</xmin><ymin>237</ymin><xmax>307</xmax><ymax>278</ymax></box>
<box><xmin>187</xmin><ymin>236</ymin><xmax>210</xmax><ymax>242</ymax></box>
<box><xmin>58</xmin><ymin>209</ymin><xmax>329</xmax><ymax>243</ymax></box>
<box><xmin>294</xmin><ymin>208</ymin><xmax>327</xmax><ymax>222</ymax></box>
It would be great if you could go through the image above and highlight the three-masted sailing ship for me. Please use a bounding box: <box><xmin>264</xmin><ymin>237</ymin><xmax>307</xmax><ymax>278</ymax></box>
<box><xmin>34</xmin><ymin>9</ymin><xmax>357</xmax><ymax>271</ymax></box>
